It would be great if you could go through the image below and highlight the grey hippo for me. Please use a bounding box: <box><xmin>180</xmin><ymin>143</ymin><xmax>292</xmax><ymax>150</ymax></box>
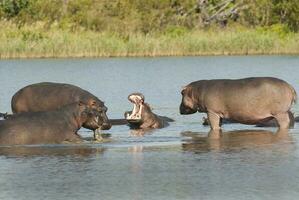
<box><xmin>11</xmin><ymin>82</ymin><xmax>112</xmax><ymax>138</ymax></box>
<box><xmin>0</xmin><ymin>102</ymin><xmax>99</xmax><ymax>145</ymax></box>
<box><xmin>180</xmin><ymin>77</ymin><xmax>296</xmax><ymax>130</ymax></box>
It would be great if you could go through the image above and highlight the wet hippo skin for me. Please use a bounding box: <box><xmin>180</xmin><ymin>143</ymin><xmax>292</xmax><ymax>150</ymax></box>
<box><xmin>0</xmin><ymin>102</ymin><xmax>99</xmax><ymax>145</ymax></box>
<box><xmin>11</xmin><ymin>82</ymin><xmax>111</xmax><ymax>131</ymax></box>
<box><xmin>180</xmin><ymin>77</ymin><xmax>297</xmax><ymax>130</ymax></box>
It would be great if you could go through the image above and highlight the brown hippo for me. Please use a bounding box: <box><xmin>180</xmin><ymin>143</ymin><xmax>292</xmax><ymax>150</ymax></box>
<box><xmin>124</xmin><ymin>93</ymin><xmax>173</xmax><ymax>129</ymax></box>
<box><xmin>11</xmin><ymin>82</ymin><xmax>111</xmax><ymax>133</ymax></box>
<box><xmin>0</xmin><ymin>102</ymin><xmax>99</xmax><ymax>145</ymax></box>
<box><xmin>180</xmin><ymin>77</ymin><xmax>296</xmax><ymax>130</ymax></box>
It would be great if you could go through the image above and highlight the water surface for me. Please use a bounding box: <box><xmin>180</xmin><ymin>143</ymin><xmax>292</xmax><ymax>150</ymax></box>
<box><xmin>0</xmin><ymin>56</ymin><xmax>299</xmax><ymax>200</ymax></box>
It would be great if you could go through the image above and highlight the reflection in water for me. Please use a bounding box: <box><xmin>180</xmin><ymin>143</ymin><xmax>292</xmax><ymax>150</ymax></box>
<box><xmin>129</xmin><ymin>129</ymin><xmax>154</xmax><ymax>137</ymax></box>
<box><xmin>0</xmin><ymin>146</ymin><xmax>106</xmax><ymax>157</ymax></box>
<box><xmin>128</xmin><ymin>145</ymin><xmax>144</xmax><ymax>200</ymax></box>
<box><xmin>128</xmin><ymin>145</ymin><xmax>144</xmax><ymax>173</ymax></box>
<box><xmin>181</xmin><ymin>129</ymin><xmax>294</xmax><ymax>153</ymax></box>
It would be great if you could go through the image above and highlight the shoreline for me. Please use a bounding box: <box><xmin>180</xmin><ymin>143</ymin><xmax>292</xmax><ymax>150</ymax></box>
<box><xmin>1</xmin><ymin>52</ymin><xmax>299</xmax><ymax>59</ymax></box>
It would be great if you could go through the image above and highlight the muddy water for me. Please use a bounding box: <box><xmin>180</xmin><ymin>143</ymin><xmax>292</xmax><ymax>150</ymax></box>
<box><xmin>0</xmin><ymin>56</ymin><xmax>299</xmax><ymax>200</ymax></box>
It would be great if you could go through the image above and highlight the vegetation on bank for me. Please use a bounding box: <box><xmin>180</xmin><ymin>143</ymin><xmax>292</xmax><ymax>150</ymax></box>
<box><xmin>1</xmin><ymin>22</ymin><xmax>299</xmax><ymax>58</ymax></box>
<box><xmin>0</xmin><ymin>0</ymin><xmax>299</xmax><ymax>58</ymax></box>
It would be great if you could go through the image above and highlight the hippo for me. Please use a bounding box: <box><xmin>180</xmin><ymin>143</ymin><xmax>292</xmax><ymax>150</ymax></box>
<box><xmin>11</xmin><ymin>82</ymin><xmax>111</xmax><ymax>133</ymax></box>
<box><xmin>180</xmin><ymin>77</ymin><xmax>297</xmax><ymax>130</ymax></box>
<box><xmin>0</xmin><ymin>102</ymin><xmax>99</xmax><ymax>145</ymax></box>
<box><xmin>124</xmin><ymin>93</ymin><xmax>173</xmax><ymax>129</ymax></box>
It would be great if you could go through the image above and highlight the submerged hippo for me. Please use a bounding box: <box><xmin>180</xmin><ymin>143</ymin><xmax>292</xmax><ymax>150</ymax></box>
<box><xmin>124</xmin><ymin>93</ymin><xmax>173</xmax><ymax>129</ymax></box>
<box><xmin>180</xmin><ymin>77</ymin><xmax>297</xmax><ymax>130</ymax></box>
<box><xmin>11</xmin><ymin>82</ymin><xmax>111</xmax><ymax>133</ymax></box>
<box><xmin>0</xmin><ymin>102</ymin><xmax>99</xmax><ymax>145</ymax></box>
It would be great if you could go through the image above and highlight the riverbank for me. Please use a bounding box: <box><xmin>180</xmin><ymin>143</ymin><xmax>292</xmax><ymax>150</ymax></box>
<box><xmin>1</xmin><ymin>23</ymin><xmax>299</xmax><ymax>58</ymax></box>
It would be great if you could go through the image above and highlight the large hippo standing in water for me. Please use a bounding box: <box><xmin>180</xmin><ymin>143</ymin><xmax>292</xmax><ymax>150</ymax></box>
<box><xmin>0</xmin><ymin>102</ymin><xmax>99</xmax><ymax>145</ymax></box>
<box><xmin>11</xmin><ymin>82</ymin><xmax>111</xmax><ymax>132</ymax></box>
<box><xmin>125</xmin><ymin>93</ymin><xmax>173</xmax><ymax>129</ymax></box>
<box><xmin>180</xmin><ymin>77</ymin><xmax>296</xmax><ymax>130</ymax></box>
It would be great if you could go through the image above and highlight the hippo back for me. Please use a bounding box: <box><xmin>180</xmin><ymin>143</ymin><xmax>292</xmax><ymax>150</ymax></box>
<box><xmin>0</xmin><ymin>102</ymin><xmax>92</xmax><ymax>145</ymax></box>
<box><xmin>11</xmin><ymin>82</ymin><xmax>103</xmax><ymax>113</ymax></box>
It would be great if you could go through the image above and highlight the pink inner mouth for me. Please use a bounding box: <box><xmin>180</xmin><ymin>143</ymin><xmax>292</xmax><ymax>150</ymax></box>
<box><xmin>126</xmin><ymin>94</ymin><xmax>144</xmax><ymax>121</ymax></box>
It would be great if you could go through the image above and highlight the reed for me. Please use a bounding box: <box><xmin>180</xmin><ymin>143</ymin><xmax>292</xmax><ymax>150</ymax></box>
<box><xmin>0</xmin><ymin>23</ymin><xmax>298</xmax><ymax>58</ymax></box>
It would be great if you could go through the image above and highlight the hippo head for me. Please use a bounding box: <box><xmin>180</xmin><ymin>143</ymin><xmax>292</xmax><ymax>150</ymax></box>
<box><xmin>125</xmin><ymin>93</ymin><xmax>145</xmax><ymax>126</ymax></box>
<box><xmin>180</xmin><ymin>86</ymin><xmax>198</xmax><ymax>115</ymax></box>
<box><xmin>73</xmin><ymin>102</ymin><xmax>99</xmax><ymax>129</ymax></box>
<box><xmin>83</xmin><ymin>98</ymin><xmax>111</xmax><ymax>130</ymax></box>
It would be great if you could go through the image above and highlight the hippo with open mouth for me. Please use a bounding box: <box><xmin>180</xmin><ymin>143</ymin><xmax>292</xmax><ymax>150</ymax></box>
<box><xmin>125</xmin><ymin>93</ymin><xmax>173</xmax><ymax>129</ymax></box>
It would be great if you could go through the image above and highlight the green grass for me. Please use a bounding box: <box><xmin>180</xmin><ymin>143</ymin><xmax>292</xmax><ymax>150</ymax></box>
<box><xmin>0</xmin><ymin>22</ymin><xmax>299</xmax><ymax>58</ymax></box>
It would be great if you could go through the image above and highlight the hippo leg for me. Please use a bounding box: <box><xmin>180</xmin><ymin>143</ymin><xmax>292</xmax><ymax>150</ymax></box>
<box><xmin>274</xmin><ymin>112</ymin><xmax>291</xmax><ymax>129</ymax></box>
<box><xmin>207</xmin><ymin>112</ymin><xmax>221</xmax><ymax>130</ymax></box>
<box><xmin>94</xmin><ymin>129</ymin><xmax>104</xmax><ymax>141</ymax></box>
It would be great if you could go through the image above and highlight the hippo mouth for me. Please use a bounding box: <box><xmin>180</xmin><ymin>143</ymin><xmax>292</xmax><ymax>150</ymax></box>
<box><xmin>96</xmin><ymin>116</ymin><xmax>112</xmax><ymax>130</ymax></box>
<box><xmin>125</xmin><ymin>93</ymin><xmax>145</xmax><ymax>123</ymax></box>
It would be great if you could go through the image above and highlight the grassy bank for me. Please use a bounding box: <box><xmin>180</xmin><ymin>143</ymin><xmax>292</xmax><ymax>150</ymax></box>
<box><xmin>1</xmin><ymin>23</ymin><xmax>299</xmax><ymax>58</ymax></box>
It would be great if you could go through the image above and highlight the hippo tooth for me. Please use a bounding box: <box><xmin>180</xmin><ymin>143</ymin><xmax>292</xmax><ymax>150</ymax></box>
<box><xmin>137</xmin><ymin>104</ymin><xmax>143</xmax><ymax>117</ymax></box>
<box><xmin>132</xmin><ymin>104</ymin><xmax>137</xmax><ymax>116</ymax></box>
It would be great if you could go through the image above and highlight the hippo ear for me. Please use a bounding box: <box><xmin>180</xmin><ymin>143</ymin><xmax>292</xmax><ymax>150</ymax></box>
<box><xmin>181</xmin><ymin>86</ymin><xmax>187</xmax><ymax>94</ymax></box>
